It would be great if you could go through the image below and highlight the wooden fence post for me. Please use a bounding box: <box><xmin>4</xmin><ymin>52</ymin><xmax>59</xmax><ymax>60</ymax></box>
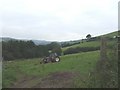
<box><xmin>100</xmin><ymin>37</ymin><xmax>107</xmax><ymax>61</ymax></box>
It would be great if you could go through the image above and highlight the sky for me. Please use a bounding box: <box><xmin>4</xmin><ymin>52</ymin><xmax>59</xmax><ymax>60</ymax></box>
<box><xmin>0</xmin><ymin>0</ymin><xmax>119</xmax><ymax>41</ymax></box>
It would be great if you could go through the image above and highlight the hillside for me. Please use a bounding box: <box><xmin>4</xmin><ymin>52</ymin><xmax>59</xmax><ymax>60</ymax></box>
<box><xmin>0</xmin><ymin>37</ymin><xmax>52</xmax><ymax>45</ymax></box>
<box><xmin>2</xmin><ymin>31</ymin><xmax>118</xmax><ymax>88</ymax></box>
<box><xmin>1</xmin><ymin>31</ymin><xmax>118</xmax><ymax>46</ymax></box>
<box><xmin>0</xmin><ymin>37</ymin><xmax>17</xmax><ymax>42</ymax></box>
<box><xmin>3</xmin><ymin>51</ymin><xmax>99</xmax><ymax>88</ymax></box>
<box><xmin>62</xmin><ymin>31</ymin><xmax>118</xmax><ymax>52</ymax></box>
<box><xmin>102</xmin><ymin>31</ymin><xmax>118</xmax><ymax>38</ymax></box>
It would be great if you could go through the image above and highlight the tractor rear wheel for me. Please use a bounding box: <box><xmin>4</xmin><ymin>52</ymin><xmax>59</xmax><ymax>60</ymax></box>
<box><xmin>55</xmin><ymin>57</ymin><xmax>60</xmax><ymax>62</ymax></box>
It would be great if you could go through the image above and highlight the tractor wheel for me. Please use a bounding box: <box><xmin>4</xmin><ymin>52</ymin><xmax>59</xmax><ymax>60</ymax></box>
<box><xmin>55</xmin><ymin>57</ymin><xmax>60</xmax><ymax>62</ymax></box>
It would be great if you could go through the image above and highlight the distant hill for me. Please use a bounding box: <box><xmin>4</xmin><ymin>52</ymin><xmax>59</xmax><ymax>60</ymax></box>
<box><xmin>32</xmin><ymin>40</ymin><xmax>51</xmax><ymax>45</ymax></box>
<box><xmin>0</xmin><ymin>37</ymin><xmax>51</xmax><ymax>45</ymax></box>
<box><xmin>0</xmin><ymin>37</ymin><xmax>17</xmax><ymax>42</ymax></box>
<box><xmin>60</xmin><ymin>39</ymin><xmax>81</xmax><ymax>45</ymax></box>
<box><xmin>1</xmin><ymin>31</ymin><xmax>118</xmax><ymax>46</ymax></box>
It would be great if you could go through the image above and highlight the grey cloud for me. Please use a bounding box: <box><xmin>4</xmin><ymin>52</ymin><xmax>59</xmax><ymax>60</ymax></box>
<box><xmin>1</xmin><ymin>0</ymin><xmax>118</xmax><ymax>41</ymax></box>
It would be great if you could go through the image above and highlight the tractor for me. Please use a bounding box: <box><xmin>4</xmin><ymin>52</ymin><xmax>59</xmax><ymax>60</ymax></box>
<box><xmin>40</xmin><ymin>52</ymin><xmax>60</xmax><ymax>64</ymax></box>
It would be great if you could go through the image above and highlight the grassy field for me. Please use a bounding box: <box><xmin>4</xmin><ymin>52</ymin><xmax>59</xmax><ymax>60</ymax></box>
<box><xmin>62</xmin><ymin>31</ymin><xmax>118</xmax><ymax>52</ymax></box>
<box><xmin>102</xmin><ymin>31</ymin><xmax>118</xmax><ymax>38</ymax></box>
<box><xmin>3</xmin><ymin>50</ymin><xmax>100</xmax><ymax>88</ymax></box>
<box><xmin>2</xmin><ymin>31</ymin><xmax>118</xmax><ymax>88</ymax></box>
<box><xmin>62</xmin><ymin>40</ymin><xmax>116</xmax><ymax>52</ymax></box>
<box><xmin>62</xmin><ymin>41</ymin><xmax>100</xmax><ymax>51</ymax></box>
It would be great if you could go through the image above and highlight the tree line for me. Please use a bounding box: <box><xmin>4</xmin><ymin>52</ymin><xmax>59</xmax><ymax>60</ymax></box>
<box><xmin>2</xmin><ymin>40</ymin><xmax>62</xmax><ymax>61</ymax></box>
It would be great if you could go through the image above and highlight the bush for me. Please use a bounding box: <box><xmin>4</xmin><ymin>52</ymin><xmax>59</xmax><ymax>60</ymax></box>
<box><xmin>63</xmin><ymin>46</ymin><xmax>100</xmax><ymax>55</ymax></box>
<box><xmin>61</xmin><ymin>42</ymin><xmax>80</xmax><ymax>48</ymax></box>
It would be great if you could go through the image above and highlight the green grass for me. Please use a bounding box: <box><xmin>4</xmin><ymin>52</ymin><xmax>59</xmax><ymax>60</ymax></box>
<box><xmin>3</xmin><ymin>51</ymin><xmax>100</xmax><ymax>88</ymax></box>
<box><xmin>102</xmin><ymin>31</ymin><xmax>118</xmax><ymax>38</ymax></box>
<box><xmin>62</xmin><ymin>31</ymin><xmax>118</xmax><ymax>52</ymax></box>
<box><xmin>62</xmin><ymin>41</ymin><xmax>100</xmax><ymax>51</ymax></box>
<box><xmin>62</xmin><ymin>40</ymin><xmax>116</xmax><ymax>52</ymax></box>
<box><xmin>2</xmin><ymin>31</ymin><xmax>117</xmax><ymax>88</ymax></box>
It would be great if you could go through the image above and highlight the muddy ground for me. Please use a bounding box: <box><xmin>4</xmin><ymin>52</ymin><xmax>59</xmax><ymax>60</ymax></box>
<box><xmin>10</xmin><ymin>71</ymin><xmax>81</xmax><ymax>88</ymax></box>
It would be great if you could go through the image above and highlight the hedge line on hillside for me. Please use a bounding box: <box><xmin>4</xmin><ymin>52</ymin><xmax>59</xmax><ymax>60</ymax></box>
<box><xmin>63</xmin><ymin>46</ymin><xmax>100</xmax><ymax>55</ymax></box>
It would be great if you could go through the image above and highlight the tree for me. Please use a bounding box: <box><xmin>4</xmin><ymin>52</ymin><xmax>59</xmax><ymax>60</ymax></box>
<box><xmin>86</xmin><ymin>34</ymin><xmax>91</xmax><ymax>41</ymax></box>
<box><xmin>2</xmin><ymin>40</ymin><xmax>49</xmax><ymax>60</ymax></box>
<box><xmin>47</xmin><ymin>42</ymin><xmax>62</xmax><ymax>55</ymax></box>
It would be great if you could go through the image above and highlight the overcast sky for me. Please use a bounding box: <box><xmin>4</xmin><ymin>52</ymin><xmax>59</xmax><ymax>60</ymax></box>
<box><xmin>0</xmin><ymin>0</ymin><xmax>119</xmax><ymax>41</ymax></box>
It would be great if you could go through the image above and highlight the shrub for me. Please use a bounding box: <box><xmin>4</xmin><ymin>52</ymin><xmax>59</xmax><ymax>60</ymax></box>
<box><xmin>63</xmin><ymin>46</ymin><xmax>100</xmax><ymax>55</ymax></box>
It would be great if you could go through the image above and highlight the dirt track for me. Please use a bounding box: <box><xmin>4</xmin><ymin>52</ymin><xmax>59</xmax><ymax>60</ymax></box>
<box><xmin>10</xmin><ymin>72</ymin><xmax>80</xmax><ymax>88</ymax></box>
